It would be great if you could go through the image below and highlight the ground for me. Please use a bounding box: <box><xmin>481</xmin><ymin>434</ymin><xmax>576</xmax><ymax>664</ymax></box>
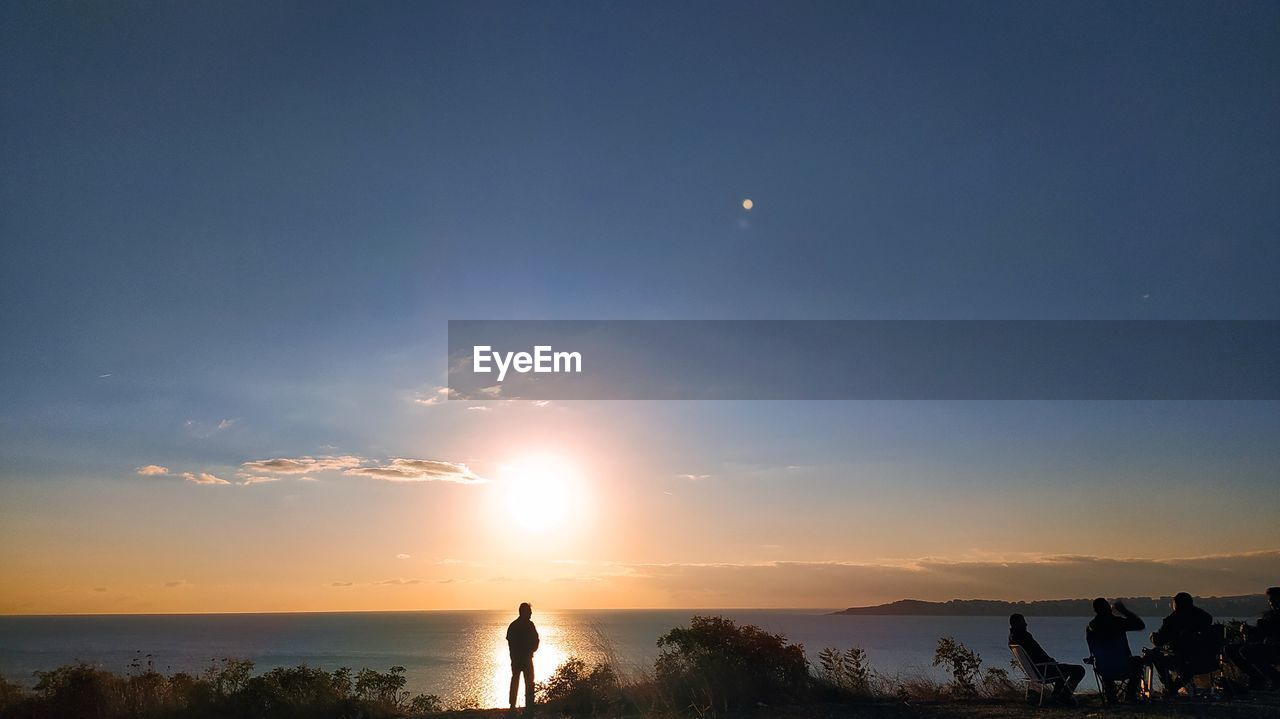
<box><xmin>418</xmin><ymin>693</ymin><xmax>1280</xmax><ymax>719</ymax></box>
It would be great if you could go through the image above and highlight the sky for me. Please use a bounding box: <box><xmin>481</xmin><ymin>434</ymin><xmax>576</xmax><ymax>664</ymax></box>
<box><xmin>1</xmin><ymin>0</ymin><xmax>1278</xmax><ymax>614</ymax></box>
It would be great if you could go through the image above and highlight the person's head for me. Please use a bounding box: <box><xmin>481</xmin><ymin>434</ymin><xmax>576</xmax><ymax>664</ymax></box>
<box><xmin>1009</xmin><ymin>613</ymin><xmax>1027</xmax><ymax>631</ymax></box>
<box><xmin>1173</xmin><ymin>592</ymin><xmax>1194</xmax><ymax>611</ymax></box>
<box><xmin>1093</xmin><ymin>597</ymin><xmax>1110</xmax><ymax>615</ymax></box>
<box><xmin>518</xmin><ymin>602</ymin><xmax>532</xmax><ymax>619</ymax></box>
<box><xmin>1267</xmin><ymin>587</ymin><xmax>1280</xmax><ymax>609</ymax></box>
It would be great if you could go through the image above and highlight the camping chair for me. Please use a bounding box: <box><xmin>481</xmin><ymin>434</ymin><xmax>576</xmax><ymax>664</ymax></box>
<box><xmin>1086</xmin><ymin>634</ymin><xmax>1137</xmax><ymax>705</ymax></box>
<box><xmin>1180</xmin><ymin>625</ymin><xmax>1226</xmax><ymax>699</ymax></box>
<box><xmin>1010</xmin><ymin>644</ymin><xmax>1064</xmax><ymax>706</ymax></box>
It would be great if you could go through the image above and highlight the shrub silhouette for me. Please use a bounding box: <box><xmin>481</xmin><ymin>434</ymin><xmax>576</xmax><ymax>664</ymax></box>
<box><xmin>2</xmin><ymin>660</ymin><xmax>431</xmax><ymax>719</ymax></box>
<box><xmin>816</xmin><ymin>646</ymin><xmax>872</xmax><ymax>696</ymax></box>
<box><xmin>654</xmin><ymin>615</ymin><xmax>809</xmax><ymax>714</ymax></box>
<box><xmin>932</xmin><ymin>637</ymin><xmax>982</xmax><ymax>696</ymax></box>
<box><xmin>536</xmin><ymin>656</ymin><xmax>622</xmax><ymax>717</ymax></box>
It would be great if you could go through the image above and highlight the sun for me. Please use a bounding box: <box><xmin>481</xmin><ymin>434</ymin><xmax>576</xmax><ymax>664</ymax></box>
<box><xmin>501</xmin><ymin>456</ymin><xmax>582</xmax><ymax>533</ymax></box>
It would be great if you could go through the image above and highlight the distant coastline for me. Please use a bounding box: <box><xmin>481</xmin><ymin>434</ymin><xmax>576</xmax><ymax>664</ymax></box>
<box><xmin>830</xmin><ymin>594</ymin><xmax>1267</xmax><ymax>617</ymax></box>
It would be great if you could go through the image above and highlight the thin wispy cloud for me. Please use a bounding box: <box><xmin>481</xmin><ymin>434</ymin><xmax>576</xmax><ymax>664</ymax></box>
<box><xmin>238</xmin><ymin>475</ymin><xmax>281</xmax><ymax>485</ymax></box>
<box><xmin>240</xmin><ymin>455</ymin><xmax>362</xmax><ymax>475</ymax></box>
<box><xmin>676</xmin><ymin>473</ymin><xmax>712</xmax><ymax>481</ymax></box>
<box><xmin>136</xmin><ymin>465</ymin><xmax>170</xmax><ymax>476</ymax></box>
<box><xmin>411</xmin><ymin>386</ymin><xmax>451</xmax><ymax>406</ymax></box>
<box><xmin>181</xmin><ymin>472</ymin><xmax>230</xmax><ymax>486</ymax></box>
<box><xmin>345</xmin><ymin>459</ymin><xmax>485</xmax><ymax>484</ymax></box>
<box><xmin>608</xmin><ymin>550</ymin><xmax>1280</xmax><ymax>606</ymax></box>
<box><xmin>183</xmin><ymin>418</ymin><xmax>237</xmax><ymax>439</ymax></box>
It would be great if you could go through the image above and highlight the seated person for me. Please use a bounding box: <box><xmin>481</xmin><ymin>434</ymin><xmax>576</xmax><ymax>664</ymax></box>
<box><xmin>1009</xmin><ymin>613</ymin><xmax>1085</xmax><ymax>705</ymax></box>
<box><xmin>1147</xmin><ymin>592</ymin><xmax>1215</xmax><ymax>696</ymax></box>
<box><xmin>1227</xmin><ymin>586</ymin><xmax>1280</xmax><ymax>690</ymax></box>
<box><xmin>1086</xmin><ymin>597</ymin><xmax>1146</xmax><ymax>702</ymax></box>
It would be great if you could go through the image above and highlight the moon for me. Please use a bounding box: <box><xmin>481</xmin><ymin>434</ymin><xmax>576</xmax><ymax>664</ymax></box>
<box><xmin>741</xmin><ymin>198</ymin><xmax>754</xmax><ymax>210</ymax></box>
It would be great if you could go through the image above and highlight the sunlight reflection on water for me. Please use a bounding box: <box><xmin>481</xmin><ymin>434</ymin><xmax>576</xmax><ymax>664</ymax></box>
<box><xmin>480</xmin><ymin>613</ymin><xmax>604</xmax><ymax>708</ymax></box>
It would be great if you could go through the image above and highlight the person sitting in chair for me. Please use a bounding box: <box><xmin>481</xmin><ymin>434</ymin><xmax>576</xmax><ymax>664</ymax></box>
<box><xmin>1147</xmin><ymin>592</ymin><xmax>1215</xmax><ymax>696</ymax></box>
<box><xmin>1009</xmin><ymin>613</ymin><xmax>1085</xmax><ymax>705</ymax></box>
<box><xmin>1087</xmin><ymin>597</ymin><xmax>1146</xmax><ymax>702</ymax></box>
<box><xmin>1227</xmin><ymin>586</ymin><xmax>1280</xmax><ymax>690</ymax></box>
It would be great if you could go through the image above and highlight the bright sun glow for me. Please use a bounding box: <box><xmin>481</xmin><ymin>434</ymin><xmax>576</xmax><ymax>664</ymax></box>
<box><xmin>501</xmin><ymin>456</ymin><xmax>581</xmax><ymax>533</ymax></box>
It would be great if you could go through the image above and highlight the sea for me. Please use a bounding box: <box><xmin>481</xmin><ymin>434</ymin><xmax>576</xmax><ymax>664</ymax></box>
<box><xmin>0</xmin><ymin>610</ymin><xmax>1185</xmax><ymax>706</ymax></box>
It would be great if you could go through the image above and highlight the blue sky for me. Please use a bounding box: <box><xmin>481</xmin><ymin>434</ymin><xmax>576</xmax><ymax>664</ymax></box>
<box><xmin>1</xmin><ymin>1</ymin><xmax>1278</xmax><ymax>611</ymax></box>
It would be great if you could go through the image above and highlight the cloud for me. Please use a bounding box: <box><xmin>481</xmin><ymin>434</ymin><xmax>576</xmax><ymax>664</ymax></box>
<box><xmin>240</xmin><ymin>455</ymin><xmax>362</xmax><ymax>475</ymax></box>
<box><xmin>163</xmin><ymin>580</ymin><xmax>189</xmax><ymax>588</ymax></box>
<box><xmin>396</xmin><ymin>553</ymin><xmax>411</xmax><ymax>560</ymax></box>
<box><xmin>605</xmin><ymin>550</ymin><xmax>1280</xmax><ymax>607</ymax></box>
<box><xmin>345</xmin><ymin>459</ymin><xmax>485</xmax><ymax>484</ymax></box>
<box><xmin>136</xmin><ymin>465</ymin><xmax>170</xmax><ymax>476</ymax></box>
<box><xmin>412</xmin><ymin>386</ymin><xmax>452</xmax><ymax>406</ymax></box>
<box><xmin>466</xmin><ymin>405</ymin><xmax>490</xmax><ymax>411</ymax></box>
<box><xmin>330</xmin><ymin>581</ymin><xmax>353</xmax><ymax>587</ymax></box>
<box><xmin>379</xmin><ymin>578</ymin><xmax>422</xmax><ymax>585</ymax></box>
<box><xmin>184</xmin><ymin>418</ymin><xmax>236</xmax><ymax>439</ymax></box>
<box><xmin>93</xmin><ymin>587</ymin><xmax>107</xmax><ymax>592</ymax></box>
<box><xmin>181</xmin><ymin>472</ymin><xmax>230</xmax><ymax>485</ymax></box>
<box><xmin>676</xmin><ymin>473</ymin><xmax>712</xmax><ymax>481</ymax></box>
<box><xmin>239</xmin><ymin>476</ymin><xmax>281</xmax><ymax>485</ymax></box>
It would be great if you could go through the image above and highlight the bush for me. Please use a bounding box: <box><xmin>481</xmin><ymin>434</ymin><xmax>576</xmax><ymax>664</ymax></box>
<box><xmin>355</xmin><ymin>665</ymin><xmax>408</xmax><ymax>706</ymax></box>
<box><xmin>979</xmin><ymin>666</ymin><xmax>1019</xmax><ymax>699</ymax></box>
<box><xmin>0</xmin><ymin>673</ymin><xmax>24</xmax><ymax>711</ymax></box>
<box><xmin>26</xmin><ymin>663</ymin><xmax>114</xmax><ymax>718</ymax></box>
<box><xmin>654</xmin><ymin>615</ymin><xmax>810</xmax><ymax>714</ymax></box>
<box><xmin>815</xmin><ymin>646</ymin><xmax>873</xmax><ymax>697</ymax></box>
<box><xmin>0</xmin><ymin>659</ymin><xmax>429</xmax><ymax>719</ymax></box>
<box><xmin>407</xmin><ymin>692</ymin><xmax>443</xmax><ymax>712</ymax></box>
<box><xmin>932</xmin><ymin>637</ymin><xmax>982</xmax><ymax>696</ymax></box>
<box><xmin>536</xmin><ymin>656</ymin><xmax>623</xmax><ymax>717</ymax></box>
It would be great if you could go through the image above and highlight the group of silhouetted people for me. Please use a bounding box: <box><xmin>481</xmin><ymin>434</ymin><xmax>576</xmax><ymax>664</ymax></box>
<box><xmin>1008</xmin><ymin>586</ymin><xmax>1280</xmax><ymax>705</ymax></box>
<box><xmin>500</xmin><ymin>591</ymin><xmax>1280</xmax><ymax>713</ymax></box>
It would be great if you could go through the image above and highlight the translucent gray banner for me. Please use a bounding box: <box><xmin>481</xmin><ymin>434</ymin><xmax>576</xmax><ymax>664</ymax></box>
<box><xmin>447</xmin><ymin>320</ymin><xmax>1280</xmax><ymax>400</ymax></box>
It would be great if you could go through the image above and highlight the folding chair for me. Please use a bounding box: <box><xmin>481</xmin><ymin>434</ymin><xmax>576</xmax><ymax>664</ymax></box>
<box><xmin>1086</xmin><ymin>635</ymin><xmax>1137</xmax><ymax>705</ymax></box>
<box><xmin>1181</xmin><ymin>625</ymin><xmax>1226</xmax><ymax>699</ymax></box>
<box><xmin>1010</xmin><ymin>644</ymin><xmax>1063</xmax><ymax>706</ymax></box>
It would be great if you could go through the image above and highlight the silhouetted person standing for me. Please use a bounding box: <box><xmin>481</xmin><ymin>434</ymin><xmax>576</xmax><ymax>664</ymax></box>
<box><xmin>1228</xmin><ymin>586</ymin><xmax>1280</xmax><ymax>690</ymax></box>
<box><xmin>1148</xmin><ymin>592</ymin><xmax>1214</xmax><ymax>695</ymax></box>
<box><xmin>1009</xmin><ymin>613</ymin><xmax>1085</xmax><ymax>705</ymax></box>
<box><xmin>507</xmin><ymin>602</ymin><xmax>540</xmax><ymax>711</ymax></box>
<box><xmin>1086</xmin><ymin>597</ymin><xmax>1145</xmax><ymax>702</ymax></box>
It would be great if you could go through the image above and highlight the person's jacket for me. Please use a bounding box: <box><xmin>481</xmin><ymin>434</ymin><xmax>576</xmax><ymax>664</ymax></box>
<box><xmin>506</xmin><ymin>617</ymin><xmax>540</xmax><ymax>658</ymax></box>
<box><xmin>1009</xmin><ymin>627</ymin><xmax>1055</xmax><ymax>665</ymax></box>
<box><xmin>1151</xmin><ymin>605</ymin><xmax>1213</xmax><ymax>654</ymax></box>
<box><xmin>1087</xmin><ymin>608</ymin><xmax>1145</xmax><ymax>656</ymax></box>
<box><xmin>1255</xmin><ymin>608</ymin><xmax>1280</xmax><ymax>645</ymax></box>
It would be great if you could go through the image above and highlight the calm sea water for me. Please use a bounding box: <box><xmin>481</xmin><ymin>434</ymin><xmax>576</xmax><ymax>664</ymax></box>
<box><xmin>0</xmin><ymin>610</ymin><xmax>1173</xmax><ymax>706</ymax></box>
